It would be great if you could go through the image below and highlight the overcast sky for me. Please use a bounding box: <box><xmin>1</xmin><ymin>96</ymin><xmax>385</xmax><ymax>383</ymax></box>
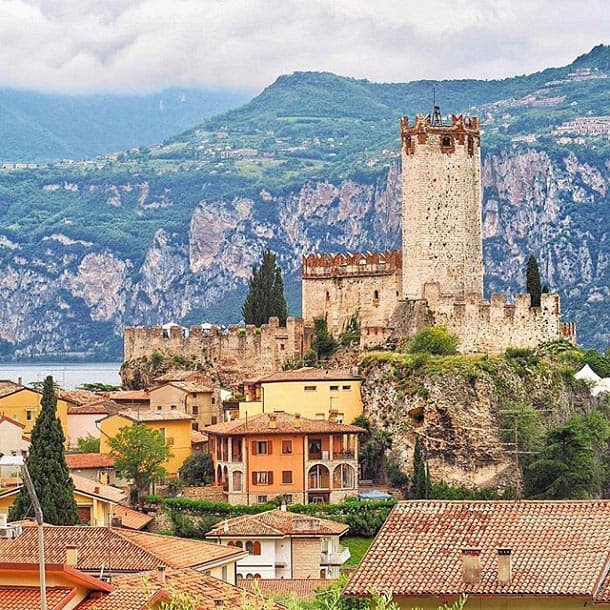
<box><xmin>0</xmin><ymin>0</ymin><xmax>608</xmax><ymax>95</ymax></box>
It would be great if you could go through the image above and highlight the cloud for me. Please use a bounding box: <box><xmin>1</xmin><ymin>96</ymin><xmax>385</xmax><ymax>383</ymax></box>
<box><xmin>0</xmin><ymin>0</ymin><xmax>608</xmax><ymax>94</ymax></box>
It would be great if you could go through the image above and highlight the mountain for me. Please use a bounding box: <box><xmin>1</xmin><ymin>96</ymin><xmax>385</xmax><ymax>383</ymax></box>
<box><xmin>0</xmin><ymin>46</ymin><xmax>609</xmax><ymax>360</ymax></box>
<box><xmin>0</xmin><ymin>87</ymin><xmax>250</xmax><ymax>162</ymax></box>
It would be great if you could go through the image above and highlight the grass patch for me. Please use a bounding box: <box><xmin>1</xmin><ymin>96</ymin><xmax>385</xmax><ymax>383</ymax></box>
<box><xmin>343</xmin><ymin>536</ymin><xmax>373</xmax><ymax>566</ymax></box>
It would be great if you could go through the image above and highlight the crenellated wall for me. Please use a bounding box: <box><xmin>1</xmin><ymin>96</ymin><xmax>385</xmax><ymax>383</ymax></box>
<box><xmin>124</xmin><ymin>317</ymin><xmax>314</xmax><ymax>380</ymax></box>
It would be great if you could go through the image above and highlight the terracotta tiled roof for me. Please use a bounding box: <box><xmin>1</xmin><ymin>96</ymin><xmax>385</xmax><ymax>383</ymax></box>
<box><xmin>0</xmin><ymin>586</ymin><xmax>73</xmax><ymax>609</ymax></box>
<box><xmin>0</xmin><ymin>526</ymin><xmax>244</xmax><ymax>571</ymax></box>
<box><xmin>60</xmin><ymin>389</ymin><xmax>102</xmax><ymax>406</ymax></box>
<box><xmin>158</xmin><ymin>381</ymin><xmax>215</xmax><ymax>394</ymax></box>
<box><xmin>206</xmin><ymin>509</ymin><xmax>348</xmax><ymax>538</ymax></box>
<box><xmin>68</xmin><ymin>401</ymin><xmax>114</xmax><ymax>415</ymax></box>
<box><xmin>0</xmin><ymin>414</ymin><xmax>25</xmax><ymax>428</ymax></box>
<box><xmin>0</xmin><ymin>380</ymin><xmax>23</xmax><ymax>398</ymax></box>
<box><xmin>257</xmin><ymin>367</ymin><xmax>360</xmax><ymax>383</ymax></box>
<box><xmin>113</xmin><ymin>567</ymin><xmax>285</xmax><ymax>610</ymax></box>
<box><xmin>192</xmin><ymin>430</ymin><xmax>207</xmax><ymax>444</ymax></box>
<box><xmin>106</xmin><ymin>391</ymin><xmax>150</xmax><ymax>402</ymax></box>
<box><xmin>66</xmin><ymin>453</ymin><xmax>115</xmax><ymax>470</ymax></box>
<box><xmin>71</xmin><ymin>473</ymin><xmax>126</xmax><ymax>503</ymax></box>
<box><xmin>344</xmin><ymin>500</ymin><xmax>610</xmax><ymax>601</ymax></box>
<box><xmin>114</xmin><ymin>409</ymin><xmax>193</xmax><ymax>422</ymax></box>
<box><xmin>112</xmin><ymin>505</ymin><xmax>154</xmax><ymax>531</ymax></box>
<box><xmin>239</xmin><ymin>578</ymin><xmax>332</xmax><ymax>601</ymax></box>
<box><xmin>77</xmin><ymin>589</ymin><xmax>167</xmax><ymax>610</ymax></box>
<box><xmin>205</xmin><ymin>412</ymin><xmax>364</xmax><ymax>436</ymax></box>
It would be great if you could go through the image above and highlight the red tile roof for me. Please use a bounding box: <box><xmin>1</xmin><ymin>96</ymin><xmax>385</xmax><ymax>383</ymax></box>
<box><xmin>238</xmin><ymin>578</ymin><xmax>332</xmax><ymax>601</ymax></box>
<box><xmin>106</xmin><ymin>391</ymin><xmax>150</xmax><ymax>402</ymax></box>
<box><xmin>71</xmin><ymin>474</ymin><xmax>126</xmax><ymax>504</ymax></box>
<box><xmin>68</xmin><ymin>401</ymin><xmax>114</xmax><ymax>415</ymax></box>
<box><xmin>344</xmin><ymin>500</ymin><xmax>610</xmax><ymax>602</ymax></box>
<box><xmin>112</xmin><ymin>409</ymin><xmax>193</xmax><ymax>422</ymax></box>
<box><xmin>206</xmin><ymin>509</ymin><xmax>348</xmax><ymax>538</ymax></box>
<box><xmin>0</xmin><ymin>526</ymin><xmax>245</xmax><ymax>572</ymax></box>
<box><xmin>111</xmin><ymin>505</ymin><xmax>154</xmax><ymax>531</ymax></box>
<box><xmin>205</xmin><ymin>412</ymin><xmax>364</xmax><ymax>436</ymax></box>
<box><xmin>77</xmin><ymin>589</ymin><xmax>168</xmax><ymax>610</ymax></box>
<box><xmin>65</xmin><ymin>453</ymin><xmax>115</xmax><ymax>470</ymax></box>
<box><xmin>0</xmin><ymin>586</ymin><xmax>73</xmax><ymax>609</ymax></box>
<box><xmin>113</xmin><ymin>567</ymin><xmax>285</xmax><ymax>609</ymax></box>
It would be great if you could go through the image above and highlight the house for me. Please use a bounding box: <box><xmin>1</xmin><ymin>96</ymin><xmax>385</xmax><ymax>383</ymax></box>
<box><xmin>239</xmin><ymin>578</ymin><xmax>330</xmax><ymax>602</ymax></box>
<box><xmin>105</xmin><ymin>390</ymin><xmax>150</xmax><ymax>410</ymax></box>
<box><xmin>0</xmin><ymin>380</ymin><xmax>72</xmax><ymax>443</ymax></box>
<box><xmin>0</xmin><ymin>415</ymin><xmax>29</xmax><ymax>472</ymax></box>
<box><xmin>66</xmin><ymin>399</ymin><xmax>117</xmax><ymax>449</ymax></box>
<box><xmin>0</xmin><ymin>561</ymin><xmax>167</xmax><ymax>610</ymax></box>
<box><xmin>113</xmin><ymin>566</ymin><xmax>285</xmax><ymax>609</ymax></box>
<box><xmin>98</xmin><ymin>409</ymin><xmax>194</xmax><ymax>477</ymax></box>
<box><xmin>206</xmin><ymin>412</ymin><xmax>364</xmax><ymax>505</ymax></box>
<box><xmin>239</xmin><ymin>367</ymin><xmax>362</xmax><ymax>424</ymax></box>
<box><xmin>0</xmin><ymin>473</ymin><xmax>129</xmax><ymax>526</ymax></box>
<box><xmin>207</xmin><ymin>506</ymin><xmax>350</xmax><ymax>579</ymax></box>
<box><xmin>344</xmin><ymin>500</ymin><xmax>610</xmax><ymax>609</ymax></box>
<box><xmin>149</xmin><ymin>380</ymin><xmax>221</xmax><ymax>430</ymax></box>
<box><xmin>65</xmin><ymin>452</ymin><xmax>121</xmax><ymax>487</ymax></box>
<box><xmin>0</xmin><ymin>524</ymin><xmax>247</xmax><ymax>584</ymax></box>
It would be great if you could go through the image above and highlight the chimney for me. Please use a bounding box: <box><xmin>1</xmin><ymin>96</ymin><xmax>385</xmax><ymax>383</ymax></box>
<box><xmin>269</xmin><ymin>413</ymin><xmax>277</xmax><ymax>429</ymax></box>
<box><xmin>17</xmin><ymin>376</ymin><xmax>22</xmax><ymax>386</ymax></box>
<box><xmin>461</xmin><ymin>548</ymin><xmax>481</xmax><ymax>584</ymax></box>
<box><xmin>497</xmin><ymin>548</ymin><xmax>512</xmax><ymax>585</ymax></box>
<box><xmin>294</xmin><ymin>413</ymin><xmax>301</xmax><ymax>429</ymax></box>
<box><xmin>280</xmin><ymin>500</ymin><xmax>287</xmax><ymax>511</ymax></box>
<box><xmin>329</xmin><ymin>410</ymin><xmax>338</xmax><ymax>423</ymax></box>
<box><xmin>157</xmin><ymin>564</ymin><xmax>166</xmax><ymax>585</ymax></box>
<box><xmin>94</xmin><ymin>486</ymin><xmax>100</xmax><ymax>494</ymax></box>
<box><xmin>223</xmin><ymin>519</ymin><xmax>229</xmax><ymax>533</ymax></box>
<box><xmin>65</xmin><ymin>545</ymin><xmax>78</xmax><ymax>567</ymax></box>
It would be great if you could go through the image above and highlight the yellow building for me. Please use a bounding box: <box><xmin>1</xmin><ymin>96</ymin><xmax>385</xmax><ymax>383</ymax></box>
<box><xmin>344</xmin><ymin>500</ymin><xmax>610</xmax><ymax>609</ymax></box>
<box><xmin>149</xmin><ymin>380</ymin><xmax>221</xmax><ymax>430</ymax></box>
<box><xmin>0</xmin><ymin>380</ymin><xmax>72</xmax><ymax>443</ymax></box>
<box><xmin>98</xmin><ymin>409</ymin><xmax>194</xmax><ymax>477</ymax></box>
<box><xmin>239</xmin><ymin>368</ymin><xmax>362</xmax><ymax>424</ymax></box>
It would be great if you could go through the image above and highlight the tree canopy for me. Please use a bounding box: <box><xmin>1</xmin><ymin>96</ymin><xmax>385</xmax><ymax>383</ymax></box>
<box><xmin>241</xmin><ymin>249</ymin><xmax>288</xmax><ymax>326</ymax></box>
<box><xmin>526</xmin><ymin>255</ymin><xmax>542</xmax><ymax>307</ymax></box>
<box><xmin>179</xmin><ymin>453</ymin><xmax>214</xmax><ymax>486</ymax></box>
<box><xmin>9</xmin><ymin>376</ymin><xmax>78</xmax><ymax>525</ymax></box>
<box><xmin>108</xmin><ymin>423</ymin><xmax>170</xmax><ymax>503</ymax></box>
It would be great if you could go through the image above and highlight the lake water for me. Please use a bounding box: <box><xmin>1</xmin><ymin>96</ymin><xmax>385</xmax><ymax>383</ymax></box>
<box><xmin>0</xmin><ymin>362</ymin><xmax>122</xmax><ymax>389</ymax></box>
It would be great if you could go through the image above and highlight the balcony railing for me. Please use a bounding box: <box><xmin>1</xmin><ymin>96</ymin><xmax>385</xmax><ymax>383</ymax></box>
<box><xmin>321</xmin><ymin>545</ymin><xmax>350</xmax><ymax>565</ymax></box>
<box><xmin>334</xmin><ymin>450</ymin><xmax>355</xmax><ymax>459</ymax></box>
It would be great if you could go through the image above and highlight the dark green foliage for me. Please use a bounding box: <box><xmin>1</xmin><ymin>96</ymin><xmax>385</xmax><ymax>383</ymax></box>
<box><xmin>9</xmin><ymin>376</ymin><xmax>78</xmax><ymax>525</ymax></box>
<box><xmin>241</xmin><ymin>249</ymin><xmax>288</xmax><ymax>326</ymax></box>
<box><xmin>76</xmin><ymin>434</ymin><xmax>100</xmax><ymax>453</ymax></box>
<box><xmin>430</xmin><ymin>481</ymin><xmax>504</xmax><ymax>500</ymax></box>
<box><xmin>109</xmin><ymin>423</ymin><xmax>170</xmax><ymax>503</ymax></box>
<box><xmin>313</xmin><ymin>316</ymin><xmax>338</xmax><ymax>361</ymax></box>
<box><xmin>386</xmin><ymin>458</ymin><xmax>409</xmax><ymax>494</ymax></box>
<box><xmin>526</xmin><ymin>413</ymin><xmax>610</xmax><ymax>499</ymax></box>
<box><xmin>526</xmin><ymin>255</ymin><xmax>542</xmax><ymax>307</ymax></box>
<box><xmin>359</xmin><ymin>428</ymin><xmax>392</xmax><ymax>483</ymax></box>
<box><xmin>179</xmin><ymin>453</ymin><xmax>214</xmax><ymax>486</ymax></box>
<box><xmin>411</xmin><ymin>435</ymin><xmax>431</xmax><ymax>499</ymax></box>
<box><xmin>77</xmin><ymin>382</ymin><xmax>121</xmax><ymax>392</ymax></box>
<box><xmin>340</xmin><ymin>313</ymin><xmax>361</xmax><ymax>346</ymax></box>
<box><xmin>583</xmin><ymin>349</ymin><xmax>610</xmax><ymax>377</ymax></box>
<box><xmin>408</xmin><ymin>327</ymin><xmax>459</xmax><ymax>356</ymax></box>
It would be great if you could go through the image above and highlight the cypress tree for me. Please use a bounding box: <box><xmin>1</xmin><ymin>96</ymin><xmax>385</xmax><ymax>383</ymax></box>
<box><xmin>526</xmin><ymin>255</ymin><xmax>542</xmax><ymax>307</ymax></box>
<box><xmin>411</xmin><ymin>435</ymin><xmax>430</xmax><ymax>498</ymax></box>
<box><xmin>9</xmin><ymin>376</ymin><xmax>78</xmax><ymax>525</ymax></box>
<box><xmin>241</xmin><ymin>249</ymin><xmax>288</xmax><ymax>326</ymax></box>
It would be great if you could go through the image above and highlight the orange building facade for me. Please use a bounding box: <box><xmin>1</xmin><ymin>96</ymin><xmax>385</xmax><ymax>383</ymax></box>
<box><xmin>206</xmin><ymin>412</ymin><xmax>363</xmax><ymax>505</ymax></box>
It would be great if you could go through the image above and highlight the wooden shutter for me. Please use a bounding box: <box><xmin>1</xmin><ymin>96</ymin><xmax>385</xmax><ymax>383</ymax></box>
<box><xmin>268</xmin><ymin>440</ymin><xmax>272</xmax><ymax>455</ymax></box>
<box><xmin>252</xmin><ymin>471</ymin><xmax>257</xmax><ymax>485</ymax></box>
<box><xmin>268</xmin><ymin>471</ymin><xmax>274</xmax><ymax>485</ymax></box>
<box><xmin>251</xmin><ymin>441</ymin><xmax>258</xmax><ymax>455</ymax></box>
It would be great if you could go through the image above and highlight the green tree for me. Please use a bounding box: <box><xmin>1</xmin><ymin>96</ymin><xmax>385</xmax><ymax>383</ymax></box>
<box><xmin>108</xmin><ymin>423</ymin><xmax>170</xmax><ymax>503</ymax></box>
<box><xmin>408</xmin><ymin>327</ymin><xmax>459</xmax><ymax>355</ymax></box>
<box><xmin>76</xmin><ymin>434</ymin><xmax>100</xmax><ymax>453</ymax></box>
<box><xmin>411</xmin><ymin>435</ymin><xmax>431</xmax><ymax>498</ymax></box>
<box><xmin>179</xmin><ymin>453</ymin><xmax>214</xmax><ymax>486</ymax></box>
<box><xmin>313</xmin><ymin>316</ymin><xmax>338</xmax><ymax>361</ymax></box>
<box><xmin>241</xmin><ymin>249</ymin><xmax>288</xmax><ymax>326</ymax></box>
<box><xmin>526</xmin><ymin>413</ymin><xmax>610</xmax><ymax>499</ymax></box>
<box><xmin>526</xmin><ymin>254</ymin><xmax>542</xmax><ymax>307</ymax></box>
<box><xmin>9</xmin><ymin>376</ymin><xmax>78</xmax><ymax>525</ymax></box>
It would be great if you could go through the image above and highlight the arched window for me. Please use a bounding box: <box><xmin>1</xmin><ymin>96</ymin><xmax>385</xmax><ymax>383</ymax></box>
<box><xmin>216</xmin><ymin>464</ymin><xmax>222</xmax><ymax>486</ymax></box>
<box><xmin>227</xmin><ymin>541</ymin><xmax>236</xmax><ymax>547</ymax></box>
<box><xmin>325</xmin><ymin>291</ymin><xmax>330</xmax><ymax>302</ymax></box>
<box><xmin>233</xmin><ymin>470</ymin><xmax>243</xmax><ymax>492</ymax></box>
<box><xmin>373</xmin><ymin>289</ymin><xmax>379</xmax><ymax>302</ymax></box>
<box><xmin>333</xmin><ymin>464</ymin><xmax>355</xmax><ymax>489</ymax></box>
<box><xmin>252</xmin><ymin>541</ymin><xmax>261</xmax><ymax>556</ymax></box>
<box><xmin>245</xmin><ymin>541</ymin><xmax>253</xmax><ymax>553</ymax></box>
<box><xmin>236</xmin><ymin>541</ymin><xmax>243</xmax><ymax>548</ymax></box>
<box><xmin>442</xmin><ymin>135</ymin><xmax>452</xmax><ymax>148</ymax></box>
<box><xmin>254</xmin><ymin>573</ymin><xmax>261</xmax><ymax>579</ymax></box>
<box><xmin>308</xmin><ymin>464</ymin><xmax>330</xmax><ymax>489</ymax></box>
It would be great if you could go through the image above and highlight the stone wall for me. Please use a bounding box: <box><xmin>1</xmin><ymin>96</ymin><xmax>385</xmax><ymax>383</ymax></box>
<box><xmin>291</xmin><ymin>537</ymin><xmax>322</xmax><ymax>579</ymax></box>
<box><xmin>124</xmin><ymin>317</ymin><xmax>314</xmax><ymax>382</ymax></box>
<box><xmin>302</xmin><ymin>251</ymin><xmax>402</xmax><ymax>337</ymax></box>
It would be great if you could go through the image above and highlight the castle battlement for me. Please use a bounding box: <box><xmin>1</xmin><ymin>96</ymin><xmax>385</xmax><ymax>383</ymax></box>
<box><xmin>302</xmin><ymin>250</ymin><xmax>401</xmax><ymax>279</ymax></box>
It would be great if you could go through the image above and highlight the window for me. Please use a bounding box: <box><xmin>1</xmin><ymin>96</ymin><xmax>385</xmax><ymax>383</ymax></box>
<box><xmin>170</xmin><ymin>404</ymin><xmax>177</xmax><ymax>410</ymax></box>
<box><xmin>252</xmin><ymin>471</ymin><xmax>273</xmax><ymax>485</ymax></box>
<box><xmin>280</xmin><ymin>343</ymin><xmax>285</xmax><ymax>351</ymax></box>
<box><xmin>192</xmin><ymin>405</ymin><xmax>199</xmax><ymax>415</ymax></box>
<box><xmin>256</xmin><ymin>496</ymin><xmax>267</xmax><ymax>504</ymax></box>
<box><xmin>330</xmin><ymin>385</ymin><xmax>339</xmax><ymax>392</ymax></box>
<box><xmin>236</xmin><ymin>541</ymin><xmax>243</xmax><ymax>548</ymax></box>
<box><xmin>373</xmin><ymin>289</ymin><xmax>379</xmax><ymax>301</ymax></box>
<box><xmin>281</xmin><ymin>440</ymin><xmax>292</xmax><ymax>455</ymax></box>
<box><xmin>252</xmin><ymin>440</ymin><xmax>271</xmax><ymax>455</ymax></box>
<box><xmin>26</xmin><ymin>409</ymin><xmax>34</xmax><ymax>421</ymax></box>
<box><xmin>284</xmin><ymin>494</ymin><xmax>293</xmax><ymax>505</ymax></box>
<box><xmin>233</xmin><ymin>471</ymin><xmax>243</xmax><ymax>492</ymax></box>
<box><xmin>309</xmin><ymin>439</ymin><xmax>322</xmax><ymax>457</ymax></box>
<box><xmin>222</xmin><ymin>566</ymin><xmax>228</xmax><ymax>581</ymax></box>
<box><xmin>212</xmin><ymin>397</ymin><xmax>216</xmax><ymax>404</ymax></box>
<box><xmin>192</xmin><ymin>422</ymin><xmax>199</xmax><ymax>431</ymax></box>
<box><xmin>282</xmin><ymin>470</ymin><xmax>293</xmax><ymax>484</ymax></box>
<box><xmin>333</xmin><ymin>464</ymin><xmax>355</xmax><ymax>489</ymax></box>
<box><xmin>342</xmin><ymin>385</ymin><xmax>351</xmax><ymax>391</ymax></box>
<box><xmin>304</xmin><ymin>385</ymin><xmax>317</xmax><ymax>392</ymax></box>
<box><xmin>211</xmin><ymin>416</ymin><xmax>218</xmax><ymax>425</ymax></box>
<box><xmin>157</xmin><ymin>405</ymin><xmax>163</xmax><ymax>411</ymax></box>
<box><xmin>315</xmin><ymin>413</ymin><xmax>325</xmax><ymax>420</ymax></box>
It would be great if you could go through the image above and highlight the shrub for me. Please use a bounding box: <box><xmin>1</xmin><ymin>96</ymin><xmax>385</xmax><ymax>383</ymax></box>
<box><xmin>408</xmin><ymin>327</ymin><xmax>459</xmax><ymax>355</ymax></box>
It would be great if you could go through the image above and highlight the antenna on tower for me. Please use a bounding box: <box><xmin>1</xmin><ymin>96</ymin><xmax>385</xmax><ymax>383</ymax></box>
<box><xmin>431</xmin><ymin>87</ymin><xmax>443</xmax><ymax>126</ymax></box>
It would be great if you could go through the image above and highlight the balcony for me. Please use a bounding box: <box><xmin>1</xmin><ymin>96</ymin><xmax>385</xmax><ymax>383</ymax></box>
<box><xmin>321</xmin><ymin>544</ymin><xmax>350</xmax><ymax>565</ymax></box>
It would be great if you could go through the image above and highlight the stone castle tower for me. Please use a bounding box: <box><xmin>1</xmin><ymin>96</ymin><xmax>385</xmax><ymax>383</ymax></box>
<box><xmin>401</xmin><ymin>109</ymin><xmax>484</xmax><ymax>300</ymax></box>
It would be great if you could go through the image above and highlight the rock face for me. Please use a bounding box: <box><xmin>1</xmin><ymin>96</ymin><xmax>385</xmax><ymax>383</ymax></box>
<box><xmin>359</xmin><ymin>353</ymin><xmax>599</xmax><ymax>489</ymax></box>
<box><xmin>0</xmin><ymin>143</ymin><xmax>606</xmax><ymax>358</ymax></box>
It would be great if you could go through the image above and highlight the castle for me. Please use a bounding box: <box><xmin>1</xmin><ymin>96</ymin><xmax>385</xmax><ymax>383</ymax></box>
<box><xmin>301</xmin><ymin>110</ymin><xmax>576</xmax><ymax>353</ymax></box>
<box><xmin>124</xmin><ymin>109</ymin><xmax>575</xmax><ymax>376</ymax></box>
